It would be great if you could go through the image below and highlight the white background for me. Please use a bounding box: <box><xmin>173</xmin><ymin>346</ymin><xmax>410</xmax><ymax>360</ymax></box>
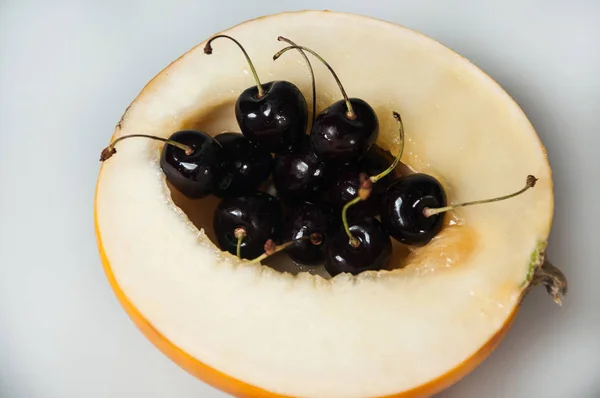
<box><xmin>1</xmin><ymin>0</ymin><xmax>599</xmax><ymax>397</ymax></box>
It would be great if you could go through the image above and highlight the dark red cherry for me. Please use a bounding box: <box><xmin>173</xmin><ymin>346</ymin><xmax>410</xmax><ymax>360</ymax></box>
<box><xmin>328</xmin><ymin>171</ymin><xmax>378</xmax><ymax>218</ymax></box>
<box><xmin>284</xmin><ymin>202</ymin><xmax>336</xmax><ymax>265</ymax></box>
<box><xmin>381</xmin><ymin>174</ymin><xmax>539</xmax><ymax>246</ymax></box>
<box><xmin>99</xmin><ymin>130</ymin><xmax>221</xmax><ymax>199</ymax></box>
<box><xmin>328</xmin><ymin>146</ymin><xmax>398</xmax><ymax>217</ymax></box>
<box><xmin>213</xmin><ymin>132</ymin><xmax>272</xmax><ymax>198</ymax></box>
<box><xmin>213</xmin><ymin>192</ymin><xmax>283</xmax><ymax>259</ymax></box>
<box><xmin>160</xmin><ymin>130</ymin><xmax>222</xmax><ymax>199</ymax></box>
<box><xmin>272</xmin><ymin>139</ymin><xmax>329</xmax><ymax>202</ymax></box>
<box><xmin>235</xmin><ymin>81</ymin><xmax>308</xmax><ymax>153</ymax></box>
<box><xmin>324</xmin><ymin>217</ymin><xmax>392</xmax><ymax>277</ymax></box>
<box><xmin>205</xmin><ymin>35</ymin><xmax>307</xmax><ymax>154</ymax></box>
<box><xmin>381</xmin><ymin>173</ymin><xmax>447</xmax><ymax>246</ymax></box>
<box><xmin>310</xmin><ymin>98</ymin><xmax>379</xmax><ymax>165</ymax></box>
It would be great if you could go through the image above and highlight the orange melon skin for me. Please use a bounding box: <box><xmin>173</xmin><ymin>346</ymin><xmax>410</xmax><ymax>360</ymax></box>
<box><xmin>94</xmin><ymin>174</ymin><xmax>516</xmax><ymax>398</ymax></box>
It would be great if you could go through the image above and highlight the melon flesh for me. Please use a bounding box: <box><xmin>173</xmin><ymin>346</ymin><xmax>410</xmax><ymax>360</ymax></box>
<box><xmin>95</xmin><ymin>11</ymin><xmax>553</xmax><ymax>398</ymax></box>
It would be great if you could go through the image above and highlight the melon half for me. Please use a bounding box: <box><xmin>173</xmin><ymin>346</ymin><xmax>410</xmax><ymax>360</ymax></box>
<box><xmin>95</xmin><ymin>10</ymin><xmax>567</xmax><ymax>398</ymax></box>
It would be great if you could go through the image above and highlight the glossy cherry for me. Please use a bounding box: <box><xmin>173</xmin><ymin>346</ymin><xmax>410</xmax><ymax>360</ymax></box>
<box><xmin>284</xmin><ymin>202</ymin><xmax>336</xmax><ymax>265</ymax></box>
<box><xmin>328</xmin><ymin>146</ymin><xmax>398</xmax><ymax>217</ymax></box>
<box><xmin>381</xmin><ymin>173</ymin><xmax>538</xmax><ymax>246</ymax></box>
<box><xmin>214</xmin><ymin>132</ymin><xmax>272</xmax><ymax>197</ymax></box>
<box><xmin>380</xmin><ymin>173</ymin><xmax>447</xmax><ymax>246</ymax></box>
<box><xmin>322</xmin><ymin>111</ymin><xmax>402</xmax><ymax>276</ymax></box>
<box><xmin>274</xmin><ymin>45</ymin><xmax>378</xmax><ymax>165</ymax></box>
<box><xmin>310</xmin><ymin>98</ymin><xmax>378</xmax><ymax>165</ymax></box>
<box><xmin>328</xmin><ymin>170</ymin><xmax>377</xmax><ymax>218</ymax></box>
<box><xmin>272</xmin><ymin>138</ymin><xmax>329</xmax><ymax>201</ymax></box>
<box><xmin>235</xmin><ymin>81</ymin><xmax>307</xmax><ymax>153</ymax></box>
<box><xmin>324</xmin><ymin>217</ymin><xmax>392</xmax><ymax>276</ymax></box>
<box><xmin>160</xmin><ymin>130</ymin><xmax>222</xmax><ymax>198</ymax></box>
<box><xmin>213</xmin><ymin>191</ymin><xmax>283</xmax><ymax>259</ymax></box>
<box><xmin>99</xmin><ymin>130</ymin><xmax>222</xmax><ymax>199</ymax></box>
<box><xmin>205</xmin><ymin>35</ymin><xmax>308</xmax><ymax>154</ymax></box>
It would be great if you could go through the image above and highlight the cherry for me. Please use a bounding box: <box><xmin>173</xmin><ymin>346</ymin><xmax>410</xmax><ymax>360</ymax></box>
<box><xmin>321</xmin><ymin>111</ymin><xmax>403</xmax><ymax>276</ymax></box>
<box><xmin>205</xmin><ymin>35</ymin><xmax>310</xmax><ymax>154</ymax></box>
<box><xmin>324</xmin><ymin>217</ymin><xmax>392</xmax><ymax>276</ymax></box>
<box><xmin>160</xmin><ymin>130</ymin><xmax>222</xmax><ymax>198</ymax></box>
<box><xmin>381</xmin><ymin>174</ymin><xmax>538</xmax><ymax>246</ymax></box>
<box><xmin>310</xmin><ymin>99</ymin><xmax>379</xmax><ymax>165</ymax></box>
<box><xmin>328</xmin><ymin>171</ymin><xmax>377</xmax><ymax>218</ymax></box>
<box><xmin>283</xmin><ymin>202</ymin><xmax>336</xmax><ymax>265</ymax></box>
<box><xmin>213</xmin><ymin>191</ymin><xmax>283</xmax><ymax>259</ymax></box>
<box><xmin>272</xmin><ymin>138</ymin><xmax>329</xmax><ymax>201</ymax></box>
<box><xmin>328</xmin><ymin>146</ymin><xmax>398</xmax><ymax>217</ymax></box>
<box><xmin>274</xmin><ymin>45</ymin><xmax>378</xmax><ymax>165</ymax></box>
<box><xmin>330</xmin><ymin>111</ymin><xmax>404</xmax><ymax>217</ymax></box>
<box><xmin>99</xmin><ymin>130</ymin><xmax>221</xmax><ymax>199</ymax></box>
<box><xmin>213</xmin><ymin>132</ymin><xmax>272</xmax><ymax>198</ymax></box>
<box><xmin>380</xmin><ymin>173</ymin><xmax>447</xmax><ymax>246</ymax></box>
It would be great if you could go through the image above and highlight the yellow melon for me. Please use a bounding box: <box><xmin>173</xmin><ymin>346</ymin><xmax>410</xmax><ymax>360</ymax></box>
<box><xmin>95</xmin><ymin>10</ymin><xmax>566</xmax><ymax>397</ymax></box>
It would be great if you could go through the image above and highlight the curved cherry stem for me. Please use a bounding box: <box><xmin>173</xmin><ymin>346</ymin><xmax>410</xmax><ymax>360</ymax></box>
<box><xmin>342</xmin><ymin>197</ymin><xmax>362</xmax><ymax>247</ymax></box>
<box><xmin>100</xmin><ymin>134</ymin><xmax>193</xmax><ymax>162</ymax></box>
<box><xmin>277</xmin><ymin>37</ymin><xmax>316</xmax><ymax>126</ymax></box>
<box><xmin>423</xmin><ymin>175</ymin><xmax>538</xmax><ymax>217</ymax></box>
<box><xmin>370</xmin><ymin>111</ymin><xmax>405</xmax><ymax>183</ymax></box>
<box><xmin>205</xmin><ymin>35</ymin><xmax>264</xmax><ymax>98</ymax></box>
<box><xmin>341</xmin><ymin>111</ymin><xmax>405</xmax><ymax>246</ymax></box>
<box><xmin>274</xmin><ymin>45</ymin><xmax>355</xmax><ymax>119</ymax></box>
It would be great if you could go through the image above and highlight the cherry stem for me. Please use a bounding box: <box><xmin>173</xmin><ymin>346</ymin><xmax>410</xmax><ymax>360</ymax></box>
<box><xmin>99</xmin><ymin>134</ymin><xmax>193</xmax><ymax>162</ymax></box>
<box><xmin>340</xmin><ymin>111</ymin><xmax>405</xmax><ymax>247</ymax></box>
<box><xmin>248</xmin><ymin>240</ymin><xmax>295</xmax><ymax>264</ymax></box>
<box><xmin>370</xmin><ymin>111</ymin><xmax>405</xmax><ymax>184</ymax></box>
<box><xmin>277</xmin><ymin>37</ymin><xmax>316</xmax><ymax>127</ymax></box>
<box><xmin>423</xmin><ymin>175</ymin><xmax>538</xmax><ymax>217</ymax></box>
<box><xmin>247</xmin><ymin>234</ymin><xmax>318</xmax><ymax>264</ymax></box>
<box><xmin>234</xmin><ymin>228</ymin><xmax>246</xmax><ymax>259</ymax></box>
<box><xmin>342</xmin><ymin>197</ymin><xmax>362</xmax><ymax>247</ymax></box>
<box><xmin>205</xmin><ymin>35</ymin><xmax>264</xmax><ymax>98</ymax></box>
<box><xmin>274</xmin><ymin>45</ymin><xmax>355</xmax><ymax>120</ymax></box>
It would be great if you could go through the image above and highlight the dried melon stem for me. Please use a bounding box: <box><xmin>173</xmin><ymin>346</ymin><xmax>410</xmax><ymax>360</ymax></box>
<box><xmin>532</xmin><ymin>260</ymin><xmax>568</xmax><ymax>306</ymax></box>
<box><xmin>523</xmin><ymin>241</ymin><xmax>568</xmax><ymax>306</ymax></box>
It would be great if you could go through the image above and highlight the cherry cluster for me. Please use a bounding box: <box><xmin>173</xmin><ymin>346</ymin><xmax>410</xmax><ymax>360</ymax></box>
<box><xmin>101</xmin><ymin>35</ymin><xmax>537</xmax><ymax>277</ymax></box>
